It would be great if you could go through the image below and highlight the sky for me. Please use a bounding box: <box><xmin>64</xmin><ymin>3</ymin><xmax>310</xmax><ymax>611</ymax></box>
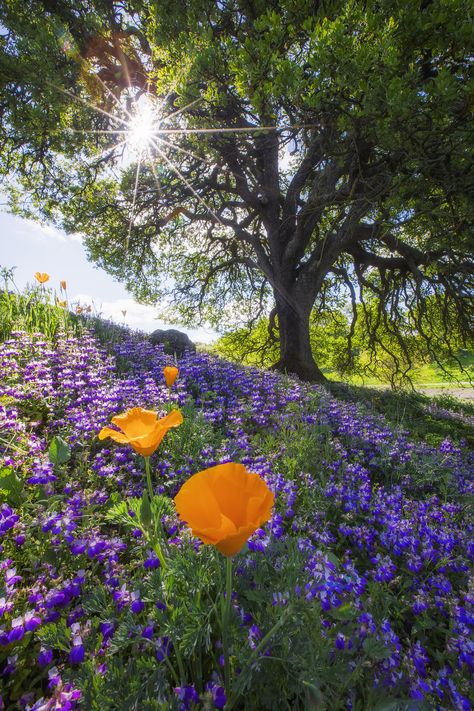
<box><xmin>0</xmin><ymin>210</ymin><xmax>218</xmax><ymax>343</ymax></box>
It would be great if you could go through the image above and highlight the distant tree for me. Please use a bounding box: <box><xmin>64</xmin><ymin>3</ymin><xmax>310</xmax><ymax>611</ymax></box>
<box><xmin>0</xmin><ymin>0</ymin><xmax>473</xmax><ymax>381</ymax></box>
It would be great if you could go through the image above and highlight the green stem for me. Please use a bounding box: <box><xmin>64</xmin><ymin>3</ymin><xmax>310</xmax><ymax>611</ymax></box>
<box><xmin>144</xmin><ymin>456</ymin><xmax>154</xmax><ymax>501</ymax></box>
<box><xmin>174</xmin><ymin>639</ymin><xmax>186</xmax><ymax>684</ymax></box>
<box><xmin>143</xmin><ymin>455</ymin><xmax>168</xmax><ymax>570</ymax></box>
<box><xmin>151</xmin><ymin>538</ymin><xmax>167</xmax><ymax>571</ymax></box>
<box><xmin>222</xmin><ymin>556</ymin><xmax>233</xmax><ymax>696</ymax></box>
<box><xmin>226</xmin><ymin>606</ymin><xmax>290</xmax><ymax>710</ymax></box>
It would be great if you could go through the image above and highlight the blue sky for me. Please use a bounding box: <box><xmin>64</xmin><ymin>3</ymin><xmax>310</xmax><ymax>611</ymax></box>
<box><xmin>0</xmin><ymin>210</ymin><xmax>217</xmax><ymax>343</ymax></box>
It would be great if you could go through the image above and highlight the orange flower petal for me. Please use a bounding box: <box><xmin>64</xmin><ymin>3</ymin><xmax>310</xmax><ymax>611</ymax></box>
<box><xmin>34</xmin><ymin>272</ymin><xmax>50</xmax><ymax>284</ymax></box>
<box><xmin>100</xmin><ymin>408</ymin><xmax>183</xmax><ymax>456</ymax></box>
<box><xmin>98</xmin><ymin>427</ymin><xmax>130</xmax><ymax>445</ymax></box>
<box><xmin>174</xmin><ymin>472</ymin><xmax>222</xmax><ymax>531</ymax></box>
<box><xmin>214</xmin><ymin>524</ymin><xmax>257</xmax><ymax>557</ymax></box>
<box><xmin>246</xmin><ymin>487</ymin><xmax>275</xmax><ymax>525</ymax></box>
<box><xmin>209</xmin><ymin>465</ymin><xmax>249</xmax><ymax>526</ymax></box>
<box><xmin>163</xmin><ymin>366</ymin><xmax>179</xmax><ymax>388</ymax></box>
<box><xmin>159</xmin><ymin>409</ymin><xmax>184</xmax><ymax>430</ymax></box>
<box><xmin>111</xmin><ymin>408</ymin><xmax>159</xmax><ymax>438</ymax></box>
<box><xmin>174</xmin><ymin>463</ymin><xmax>274</xmax><ymax>557</ymax></box>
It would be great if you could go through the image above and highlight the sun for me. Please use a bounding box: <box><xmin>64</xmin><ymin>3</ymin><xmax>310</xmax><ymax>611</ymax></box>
<box><xmin>126</xmin><ymin>95</ymin><xmax>159</xmax><ymax>154</ymax></box>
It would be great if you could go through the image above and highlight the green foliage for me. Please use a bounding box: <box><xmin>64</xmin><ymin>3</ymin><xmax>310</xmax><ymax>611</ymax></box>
<box><xmin>48</xmin><ymin>435</ymin><xmax>71</xmax><ymax>466</ymax></box>
<box><xmin>0</xmin><ymin>267</ymin><xmax>82</xmax><ymax>342</ymax></box>
<box><xmin>216</xmin><ymin>309</ymin><xmax>474</xmax><ymax>388</ymax></box>
<box><xmin>0</xmin><ymin>466</ymin><xmax>24</xmax><ymax>506</ymax></box>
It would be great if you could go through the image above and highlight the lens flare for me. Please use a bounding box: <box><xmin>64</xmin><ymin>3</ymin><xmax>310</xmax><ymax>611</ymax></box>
<box><xmin>127</xmin><ymin>96</ymin><xmax>158</xmax><ymax>153</ymax></box>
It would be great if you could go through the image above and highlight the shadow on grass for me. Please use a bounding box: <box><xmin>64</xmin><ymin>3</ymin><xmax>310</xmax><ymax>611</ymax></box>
<box><xmin>327</xmin><ymin>382</ymin><xmax>474</xmax><ymax>448</ymax></box>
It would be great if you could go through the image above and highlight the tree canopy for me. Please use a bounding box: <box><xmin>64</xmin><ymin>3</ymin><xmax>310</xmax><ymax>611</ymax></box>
<box><xmin>0</xmin><ymin>0</ymin><xmax>473</xmax><ymax>381</ymax></box>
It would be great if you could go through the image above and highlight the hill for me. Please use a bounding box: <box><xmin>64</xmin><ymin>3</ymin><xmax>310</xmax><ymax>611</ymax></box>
<box><xmin>0</xmin><ymin>317</ymin><xmax>473</xmax><ymax>709</ymax></box>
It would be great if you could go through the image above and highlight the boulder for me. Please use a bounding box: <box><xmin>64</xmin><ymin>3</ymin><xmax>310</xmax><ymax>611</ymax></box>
<box><xmin>149</xmin><ymin>328</ymin><xmax>196</xmax><ymax>356</ymax></box>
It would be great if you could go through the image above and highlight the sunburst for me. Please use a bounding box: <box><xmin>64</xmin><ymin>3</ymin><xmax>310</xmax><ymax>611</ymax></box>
<box><xmin>49</xmin><ymin>67</ymin><xmax>314</xmax><ymax>270</ymax></box>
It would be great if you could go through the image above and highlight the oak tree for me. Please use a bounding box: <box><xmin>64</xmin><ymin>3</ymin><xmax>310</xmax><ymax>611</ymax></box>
<box><xmin>1</xmin><ymin>0</ymin><xmax>473</xmax><ymax>381</ymax></box>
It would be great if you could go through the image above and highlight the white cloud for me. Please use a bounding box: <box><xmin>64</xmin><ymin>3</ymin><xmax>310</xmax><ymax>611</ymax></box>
<box><xmin>71</xmin><ymin>294</ymin><xmax>218</xmax><ymax>343</ymax></box>
<box><xmin>18</xmin><ymin>218</ymin><xmax>83</xmax><ymax>244</ymax></box>
<box><xmin>67</xmin><ymin>232</ymin><xmax>84</xmax><ymax>244</ymax></box>
<box><xmin>23</xmin><ymin>219</ymin><xmax>66</xmax><ymax>242</ymax></box>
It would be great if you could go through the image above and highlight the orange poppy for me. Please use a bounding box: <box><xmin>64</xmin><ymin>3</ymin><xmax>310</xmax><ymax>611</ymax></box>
<box><xmin>35</xmin><ymin>272</ymin><xmax>50</xmax><ymax>284</ymax></box>
<box><xmin>163</xmin><ymin>366</ymin><xmax>179</xmax><ymax>388</ymax></box>
<box><xmin>174</xmin><ymin>463</ymin><xmax>275</xmax><ymax>557</ymax></box>
<box><xmin>60</xmin><ymin>280</ymin><xmax>67</xmax><ymax>291</ymax></box>
<box><xmin>98</xmin><ymin>407</ymin><xmax>183</xmax><ymax>457</ymax></box>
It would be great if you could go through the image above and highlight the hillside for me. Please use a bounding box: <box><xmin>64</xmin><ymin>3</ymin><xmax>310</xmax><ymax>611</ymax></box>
<box><xmin>0</xmin><ymin>322</ymin><xmax>473</xmax><ymax>710</ymax></box>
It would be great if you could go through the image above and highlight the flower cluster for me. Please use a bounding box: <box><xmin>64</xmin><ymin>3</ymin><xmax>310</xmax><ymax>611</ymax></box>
<box><xmin>0</xmin><ymin>325</ymin><xmax>472</xmax><ymax>709</ymax></box>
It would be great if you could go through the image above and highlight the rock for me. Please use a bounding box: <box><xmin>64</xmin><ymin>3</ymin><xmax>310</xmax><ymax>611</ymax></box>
<box><xmin>149</xmin><ymin>328</ymin><xmax>196</xmax><ymax>356</ymax></box>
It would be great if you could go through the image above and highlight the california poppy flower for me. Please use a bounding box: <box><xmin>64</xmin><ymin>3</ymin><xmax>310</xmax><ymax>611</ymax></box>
<box><xmin>163</xmin><ymin>366</ymin><xmax>179</xmax><ymax>388</ymax></box>
<box><xmin>174</xmin><ymin>463</ymin><xmax>274</xmax><ymax>557</ymax></box>
<box><xmin>60</xmin><ymin>280</ymin><xmax>67</xmax><ymax>291</ymax></box>
<box><xmin>56</xmin><ymin>299</ymin><xmax>67</xmax><ymax>308</ymax></box>
<box><xmin>35</xmin><ymin>272</ymin><xmax>50</xmax><ymax>284</ymax></box>
<box><xmin>99</xmin><ymin>407</ymin><xmax>183</xmax><ymax>457</ymax></box>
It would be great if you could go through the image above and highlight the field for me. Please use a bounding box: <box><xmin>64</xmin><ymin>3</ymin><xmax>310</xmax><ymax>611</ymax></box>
<box><xmin>328</xmin><ymin>352</ymin><xmax>474</xmax><ymax>400</ymax></box>
<box><xmin>0</xmin><ymin>315</ymin><xmax>473</xmax><ymax>710</ymax></box>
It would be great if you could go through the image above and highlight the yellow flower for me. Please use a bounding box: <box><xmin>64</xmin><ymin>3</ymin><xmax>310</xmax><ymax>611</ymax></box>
<box><xmin>163</xmin><ymin>366</ymin><xmax>179</xmax><ymax>388</ymax></box>
<box><xmin>56</xmin><ymin>298</ymin><xmax>67</xmax><ymax>308</ymax></box>
<box><xmin>60</xmin><ymin>280</ymin><xmax>67</xmax><ymax>291</ymax></box>
<box><xmin>174</xmin><ymin>463</ymin><xmax>275</xmax><ymax>557</ymax></box>
<box><xmin>34</xmin><ymin>272</ymin><xmax>50</xmax><ymax>284</ymax></box>
<box><xmin>98</xmin><ymin>407</ymin><xmax>183</xmax><ymax>457</ymax></box>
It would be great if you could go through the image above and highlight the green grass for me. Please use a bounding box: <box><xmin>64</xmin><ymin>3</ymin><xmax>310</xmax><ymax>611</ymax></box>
<box><xmin>325</xmin><ymin>351</ymin><xmax>474</xmax><ymax>389</ymax></box>
<box><xmin>0</xmin><ymin>268</ymin><xmax>83</xmax><ymax>341</ymax></box>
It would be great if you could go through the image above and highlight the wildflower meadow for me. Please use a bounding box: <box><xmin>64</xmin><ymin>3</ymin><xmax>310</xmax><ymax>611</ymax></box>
<box><xmin>0</xmin><ymin>285</ymin><xmax>473</xmax><ymax>711</ymax></box>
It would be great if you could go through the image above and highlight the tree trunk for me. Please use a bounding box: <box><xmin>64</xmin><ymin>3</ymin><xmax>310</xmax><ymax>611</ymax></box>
<box><xmin>272</xmin><ymin>296</ymin><xmax>327</xmax><ymax>383</ymax></box>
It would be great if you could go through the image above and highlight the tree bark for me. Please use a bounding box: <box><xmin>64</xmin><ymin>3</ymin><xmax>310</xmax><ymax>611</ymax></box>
<box><xmin>272</xmin><ymin>296</ymin><xmax>327</xmax><ymax>383</ymax></box>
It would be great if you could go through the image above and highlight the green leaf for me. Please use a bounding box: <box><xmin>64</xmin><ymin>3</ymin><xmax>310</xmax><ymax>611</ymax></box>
<box><xmin>37</xmin><ymin>620</ymin><xmax>70</xmax><ymax>652</ymax></box>
<box><xmin>140</xmin><ymin>490</ymin><xmax>152</xmax><ymax>529</ymax></box>
<box><xmin>363</xmin><ymin>637</ymin><xmax>393</xmax><ymax>660</ymax></box>
<box><xmin>106</xmin><ymin>498</ymin><xmax>140</xmax><ymax>529</ymax></box>
<box><xmin>328</xmin><ymin>603</ymin><xmax>355</xmax><ymax>621</ymax></box>
<box><xmin>48</xmin><ymin>436</ymin><xmax>71</xmax><ymax>465</ymax></box>
<box><xmin>0</xmin><ymin>466</ymin><xmax>23</xmax><ymax>505</ymax></box>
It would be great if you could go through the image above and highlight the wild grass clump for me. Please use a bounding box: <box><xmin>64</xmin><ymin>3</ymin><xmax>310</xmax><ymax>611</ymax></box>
<box><xmin>0</xmin><ymin>267</ymin><xmax>82</xmax><ymax>341</ymax></box>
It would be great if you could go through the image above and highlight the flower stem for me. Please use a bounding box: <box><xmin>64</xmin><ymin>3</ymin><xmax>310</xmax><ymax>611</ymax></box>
<box><xmin>226</xmin><ymin>605</ymin><xmax>291</xmax><ymax>709</ymax></box>
<box><xmin>222</xmin><ymin>556</ymin><xmax>233</xmax><ymax>696</ymax></box>
<box><xmin>143</xmin><ymin>456</ymin><xmax>168</xmax><ymax>570</ymax></box>
<box><xmin>144</xmin><ymin>456</ymin><xmax>154</xmax><ymax>501</ymax></box>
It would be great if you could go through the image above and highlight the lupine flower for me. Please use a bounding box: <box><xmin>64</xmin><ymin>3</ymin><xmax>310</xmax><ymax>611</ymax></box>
<box><xmin>174</xmin><ymin>463</ymin><xmax>274</xmax><ymax>556</ymax></box>
<box><xmin>130</xmin><ymin>591</ymin><xmax>144</xmax><ymax>614</ymax></box>
<box><xmin>38</xmin><ymin>647</ymin><xmax>53</xmax><ymax>667</ymax></box>
<box><xmin>69</xmin><ymin>625</ymin><xmax>85</xmax><ymax>665</ymax></box>
<box><xmin>163</xmin><ymin>365</ymin><xmax>179</xmax><ymax>388</ymax></box>
<box><xmin>98</xmin><ymin>407</ymin><xmax>183</xmax><ymax>457</ymax></box>
<box><xmin>34</xmin><ymin>272</ymin><xmax>50</xmax><ymax>284</ymax></box>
